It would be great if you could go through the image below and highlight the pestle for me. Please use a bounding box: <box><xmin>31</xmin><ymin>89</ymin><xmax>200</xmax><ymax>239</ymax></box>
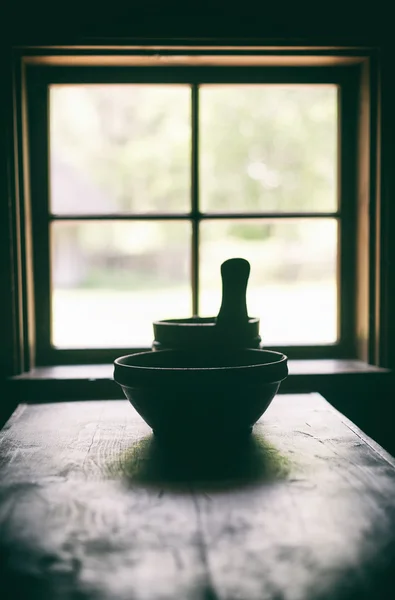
<box><xmin>216</xmin><ymin>258</ymin><xmax>251</xmax><ymax>331</ymax></box>
<box><xmin>152</xmin><ymin>256</ymin><xmax>261</xmax><ymax>350</ymax></box>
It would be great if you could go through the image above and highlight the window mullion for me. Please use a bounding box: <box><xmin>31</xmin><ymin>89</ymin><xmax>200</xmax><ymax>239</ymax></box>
<box><xmin>191</xmin><ymin>83</ymin><xmax>199</xmax><ymax>315</ymax></box>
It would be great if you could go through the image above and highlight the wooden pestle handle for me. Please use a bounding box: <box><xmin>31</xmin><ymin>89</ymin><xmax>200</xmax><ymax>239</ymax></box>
<box><xmin>216</xmin><ymin>258</ymin><xmax>250</xmax><ymax>327</ymax></box>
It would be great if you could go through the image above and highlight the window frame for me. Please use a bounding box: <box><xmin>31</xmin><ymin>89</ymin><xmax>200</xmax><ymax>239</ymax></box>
<box><xmin>10</xmin><ymin>48</ymin><xmax>380</xmax><ymax>371</ymax></box>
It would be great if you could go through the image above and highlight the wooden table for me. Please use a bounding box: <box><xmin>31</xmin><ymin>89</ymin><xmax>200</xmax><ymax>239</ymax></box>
<box><xmin>1</xmin><ymin>393</ymin><xmax>395</xmax><ymax>600</ymax></box>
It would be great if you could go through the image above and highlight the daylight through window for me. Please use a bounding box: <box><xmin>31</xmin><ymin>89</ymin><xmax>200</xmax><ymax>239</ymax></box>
<box><xmin>49</xmin><ymin>83</ymin><xmax>338</xmax><ymax>348</ymax></box>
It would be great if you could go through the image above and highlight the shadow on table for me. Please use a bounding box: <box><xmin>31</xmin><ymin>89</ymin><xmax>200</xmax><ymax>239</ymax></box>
<box><xmin>108</xmin><ymin>431</ymin><xmax>292</xmax><ymax>491</ymax></box>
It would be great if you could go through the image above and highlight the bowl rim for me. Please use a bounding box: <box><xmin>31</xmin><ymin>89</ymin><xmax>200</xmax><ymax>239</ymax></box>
<box><xmin>153</xmin><ymin>316</ymin><xmax>260</xmax><ymax>327</ymax></box>
<box><xmin>114</xmin><ymin>348</ymin><xmax>287</xmax><ymax>373</ymax></box>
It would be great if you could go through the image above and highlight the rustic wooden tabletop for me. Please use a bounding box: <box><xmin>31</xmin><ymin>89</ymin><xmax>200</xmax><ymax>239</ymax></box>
<box><xmin>0</xmin><ymin>393</ymin><xmax>395</xmax><ymax>600</ymax></box>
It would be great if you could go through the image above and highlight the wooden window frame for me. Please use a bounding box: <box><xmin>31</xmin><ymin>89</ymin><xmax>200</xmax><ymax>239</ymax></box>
<box><xmin>7</xmin><ymin>47</ymin><xmax>384</xmax><ymax>371</ymax></box>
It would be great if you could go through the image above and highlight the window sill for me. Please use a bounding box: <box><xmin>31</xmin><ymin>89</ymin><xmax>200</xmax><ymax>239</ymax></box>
<box><xmin>7</xmin><ymin>359</ymin><xmax>392</xmax><ymax>402</ymax></box>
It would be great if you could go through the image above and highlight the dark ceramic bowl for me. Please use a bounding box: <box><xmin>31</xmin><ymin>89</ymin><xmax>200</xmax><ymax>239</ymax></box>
<box><xmin>114</xmin><ymin>349</ymin><xmax>288</xmax><ymax>441</ymax></box>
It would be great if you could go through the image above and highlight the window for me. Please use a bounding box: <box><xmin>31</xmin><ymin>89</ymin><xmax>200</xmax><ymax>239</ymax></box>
<box><xmin>24</xmin><ymin>57</ymin><xmax>360</xmax><ymax>365</ymax></box>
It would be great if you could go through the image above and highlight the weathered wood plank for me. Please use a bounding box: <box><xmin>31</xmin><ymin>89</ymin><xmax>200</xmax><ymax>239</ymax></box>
<box><xmin>0</xmin><ymin>394</ymin><xmax>395</xmax><ymax>599</ymax></box>
<box><xmin>193</xmin><ymin>397</ymin><xmax>395</xmax><ymax>599</ymax></box>
<box><xmin>0</xmin><ymin>401</ymin><xmax>207</xmax><ymax>599</ymax></box>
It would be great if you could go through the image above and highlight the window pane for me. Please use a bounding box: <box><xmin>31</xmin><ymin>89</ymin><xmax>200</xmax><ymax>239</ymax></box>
<box><xmin>51</xmin><ymin>221</ymin><xmax>191</xmax><ymax>347</ymax></box>
<box><xmin>50</xmin><ymin>85</ymin><xmax>191</xmax><ymax>214</ymax></box>
<box><xmin>199</xmin><ymin>219</ymin><xmax>337</xmax><ymax>344</ymax></box>
<box><xmin>200</xmin><ymin>85</ymin><xmax>337</xmax><ymax>213</ymax></box>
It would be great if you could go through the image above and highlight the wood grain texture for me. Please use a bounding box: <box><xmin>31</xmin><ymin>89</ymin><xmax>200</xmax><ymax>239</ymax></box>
<box><xmin>1</xmin><ymin>394</ymin><xmax>395</xmax><ymax>599</ymax></box>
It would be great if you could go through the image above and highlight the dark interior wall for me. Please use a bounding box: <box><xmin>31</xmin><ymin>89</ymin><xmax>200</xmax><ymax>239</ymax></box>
<box><xmin>0</xmin><ymin>44</ymin><xmax>17</xmax><ymax>381</ymax></box>
<box><xmin>1</xmin><ymin>2</ymin><xmax>392</xmax><ymax>46</ymax></box>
